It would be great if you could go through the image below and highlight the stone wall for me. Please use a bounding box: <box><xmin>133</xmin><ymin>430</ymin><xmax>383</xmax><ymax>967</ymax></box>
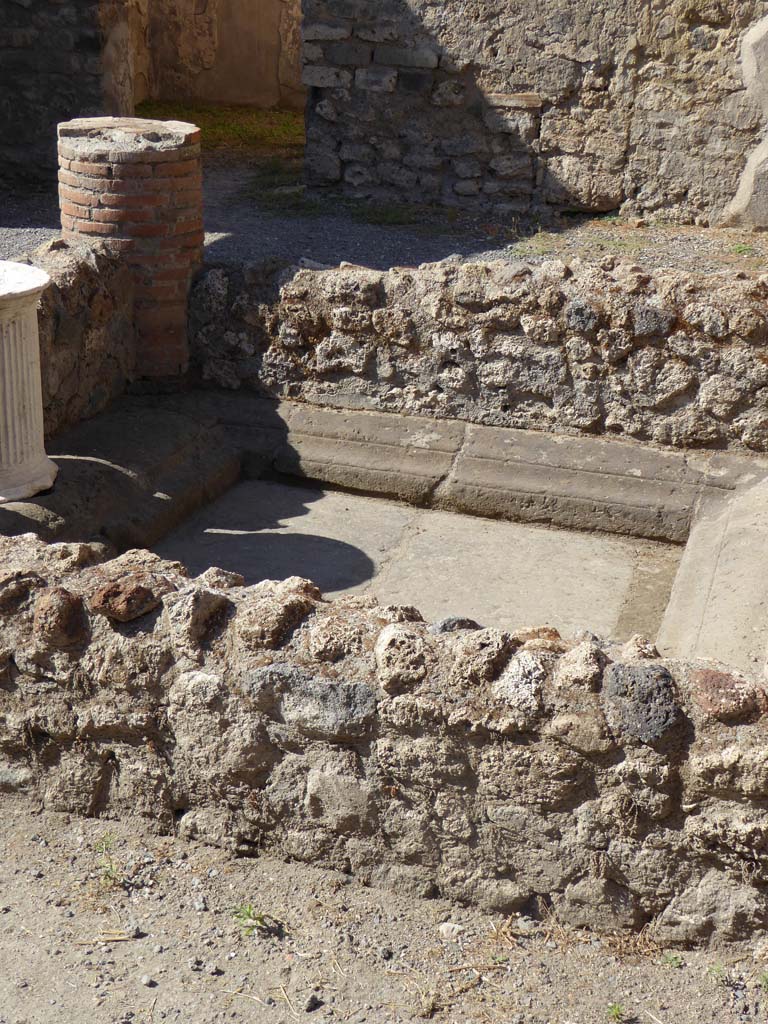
<box><xmin>27</xmin><ymin>240</ymin><xmax>135</xmax><ymax>438</ymax></box>
<box><xmin>302</xmin><ymin>0</ymin><xmax>768</xmax><ymax>224</ymax></box>
<box><xmin>190</xmin><ymin>257</ymin><xmax>768</xmax><ymax>453</ymax></box>
<box><xmin>0</xmin><ymin>1</ymin><xmax>133</xmax><ymax>185</ymax></box>
<box><xmin>142</xmin><ymin>0</ymin><xmax>304</xmax><ymax>111</ymax></box>
<box><xmin>2</xmin><ymin>534</ymin><xmax>768</xmax><ymax>943</ymax></box>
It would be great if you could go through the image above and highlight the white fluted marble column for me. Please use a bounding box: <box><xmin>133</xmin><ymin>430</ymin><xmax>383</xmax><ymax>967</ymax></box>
<box><xmin>0</xmin><ymin>261</ymin><xmax>58</xmax><ymax>503</ymax></box>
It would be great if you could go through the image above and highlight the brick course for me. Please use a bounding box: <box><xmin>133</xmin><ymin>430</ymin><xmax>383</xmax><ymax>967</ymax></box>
<box><xmin>57</xmin><ymin>117</ymin><xmax>203</xmax><ymax>379</ymax></box>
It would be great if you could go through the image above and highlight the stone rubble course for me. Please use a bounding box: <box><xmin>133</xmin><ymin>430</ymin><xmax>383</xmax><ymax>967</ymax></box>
<box><xmin>28</xmin><ymin>239</ymin><xmax>135</xmax><ymax>438</ymax></box>
<box><xmin>3</xmin><ymin>533</ymin><xmax>768</xmax><ymax>944</ymax></box>
<box><xmin>191</xmin><ymin>256</ymin><xmax>768</xmax><ymax>453</ymax></box>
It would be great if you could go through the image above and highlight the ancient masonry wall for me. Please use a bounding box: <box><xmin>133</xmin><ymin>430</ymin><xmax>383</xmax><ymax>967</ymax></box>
<box><xmin>2</xmin><ymin>535</ymin><xmax>768</xmax><ymax>944</ymax></box>
<box><xmin>0</xmin><ymin>1</ymin><xmax>133</xmax><ymax>184</ymax></box>
<box><xmin>302</xmin><ymin>0</ymin><xmax>768</xmax><ymax>223</ymax></box>
<box><xmin>190</xmin><ymin>258</ymin><xmax>768</xmax><ymax>454</ymax></box>
<box><xmin>137</xmin><ymin>0</ymin><xmax>305</xmax><ymax>111</ymax></box>
<box><xmin>27</xmin><ymin>240</ymin><xmax>136</xmax><ymax>439</ymax></box>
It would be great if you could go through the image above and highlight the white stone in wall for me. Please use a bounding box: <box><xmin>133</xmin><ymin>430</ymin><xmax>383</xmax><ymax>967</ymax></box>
<box><xmin>0</xmin><ymin>262</ymin><xmax>58</xmax><ymax>503</ymax></box>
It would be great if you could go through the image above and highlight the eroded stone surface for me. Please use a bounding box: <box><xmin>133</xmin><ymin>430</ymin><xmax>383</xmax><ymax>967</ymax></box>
<box><xmin>301</xmin><ymin>1</ymin><xmax>768</xmax><ymax>224</ymax></box>
<box><xmin>192</xmin><ymin>258</ymin><xmax>768</xmax><ymax>452</ymax></box>
<box><xmin>1</xmin><ymin>532</ymin><xmax>768</xmax><ymax>943</ymax></box>
<box><xmin>30</xmin><ymin>240</ymin><xmax>135</xmax><ymax>438</ymax></box>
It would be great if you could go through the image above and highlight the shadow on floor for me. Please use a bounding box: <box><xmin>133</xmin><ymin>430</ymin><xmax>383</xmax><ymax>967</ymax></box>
<box><xmin>200</xmin><ymin>155</ymin><xmax>518</xmax><ymax>271</ymax></box>
<box><xmin>0</xmin><ymin>396</ymin><xmax>373</xmax><ymax>600</ymax></box>
<box><xmin>162</xmin><ymin>526</ymin><xmax>375</xmax><ymax>591</ymax></box>
<box><xmin>0</xmin><ymin>183</ymin><xmax>60</xmax><ymax>230</ymax></box>
<box><xmin>155</xmin><ymin>476</ymin><xmax>376</xmax><ymax>591</ymax></box>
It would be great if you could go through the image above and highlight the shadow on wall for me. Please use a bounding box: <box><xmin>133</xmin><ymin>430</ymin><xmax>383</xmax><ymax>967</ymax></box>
<box><xmin>302</xmin><ymin>0</ymin><xmax>554</xmax><ymax>220</ymax></box>
<box><xmin>299</xmin><ymin>0</ymin><xmax>767</xmax><ymax>225</ymax></box>
<box><xmin>301</xmin><ymin>0</ymin><xmax>630</xmax><ymax>220</ymax></box>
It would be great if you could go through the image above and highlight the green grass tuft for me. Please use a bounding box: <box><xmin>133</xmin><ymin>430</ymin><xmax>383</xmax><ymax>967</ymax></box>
<box><xmin>135</xmin><ymin>101</ymin><xmax>305</xmax><ymax>157</ymax></box>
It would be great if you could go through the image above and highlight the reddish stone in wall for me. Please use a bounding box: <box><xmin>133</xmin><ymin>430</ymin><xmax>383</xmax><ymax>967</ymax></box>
<box><xmin>690</xmin><ymin>668</ymin><xmax>768</xmax><ymax>724</ymax></box>
<box><xmin>56</xmin><ymin>117</ymin><xmax>203</xmax><ymax>379</ymax></box>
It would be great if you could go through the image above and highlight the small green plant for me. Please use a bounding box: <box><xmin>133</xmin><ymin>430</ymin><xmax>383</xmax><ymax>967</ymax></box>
<box><xmin>758</xmin><ymin>970</ymin><xmax>768</xmax><ymax>992</ymax></box>
<box><xmin>732</xmin><ymin>242</ymin><xmax>756</xmax><ymax>256</ymax></box>
<box><xmin>233</xmin><ymin>903</ymin><xmax>285</xmax><ymax>938</ymax></box>
<box><xmin>93</xmin><ymin>832</ymin><xmax>116</xmax><ymax>856</ymax></box>
<box><xmin>233</xmin><ymin>903</ymin><xmax>268</xmax><ymax>935</ymax></box>
<box><xmin>661</xmin><ymin>951</ymin><xmax>684</xmax><ymax>969</ymax></box>
<box><xmin>93</xmin><ymin>832</ymin><xmax>123</xmax><ymax>890</ymax></box>
<box><xmin>606</xmin><ymin>1004</ymin><xmax>625</xmax><ymax>1022</ymax></box>
<box><xmin>708</xmin><ymin>962</ymin><xmax>729</xmax><ymax>986</ymax></box>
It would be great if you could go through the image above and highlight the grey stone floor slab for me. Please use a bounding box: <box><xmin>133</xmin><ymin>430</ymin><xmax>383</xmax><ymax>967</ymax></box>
<box><xmin>658</xmin><ymin>477</ymin><xmax>768</xmax><ymax>677</ymax></box>
<box><xmin>156</xmin><ymin>479</ymin><xmax>681</xmax><ymax>641</ymax></box>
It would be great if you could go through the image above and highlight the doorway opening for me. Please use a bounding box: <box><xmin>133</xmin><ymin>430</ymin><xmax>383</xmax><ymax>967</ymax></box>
<box><xmin>130</xmin><ymin>0</ymin><xmax>304</xmax><ymax>169</ymax></box>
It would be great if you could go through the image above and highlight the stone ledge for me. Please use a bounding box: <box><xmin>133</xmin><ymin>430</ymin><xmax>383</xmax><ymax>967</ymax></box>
<box><xmin>5</xmin><ymin>391</ymin><xmax>768</xmax><ymax>553</ymax></box>
<box><xmin>0</xmin><ymin>401</ymin><xmax>240</xmax><ymax>548</ymax></box>
<box><xmin>658</xmin><ymin>478</ymin><xmax>768</xmax><ymax>677</ymax></box>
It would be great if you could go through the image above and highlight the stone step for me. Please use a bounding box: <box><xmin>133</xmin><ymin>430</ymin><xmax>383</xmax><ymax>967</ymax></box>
<box><xmin>4</xmin><ymin>391</ymin><xmax>767</xmax><ymax>551</ymax></box>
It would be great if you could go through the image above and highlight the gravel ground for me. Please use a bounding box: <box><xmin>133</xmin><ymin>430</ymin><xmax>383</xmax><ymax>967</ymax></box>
<box><xmin>0</xmin><ymin>185</ymin><xmax>61</xmax><ymax>261</ymax></box>
<box><xmin>0</xmin><ymin>800</ymin><xmax>765</xmax><ymax>1024</ymax></box>
<box><xmin>3</xmin><ymin>157</ymin><xmax>768</xmax><ymax>273</ymax></box>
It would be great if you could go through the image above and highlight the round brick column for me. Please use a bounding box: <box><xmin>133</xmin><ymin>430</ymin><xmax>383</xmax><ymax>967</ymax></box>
<box><xmin>57</xmin><ymin>117</ymin><xmax>203</xmax><ymax>379</ymax></box>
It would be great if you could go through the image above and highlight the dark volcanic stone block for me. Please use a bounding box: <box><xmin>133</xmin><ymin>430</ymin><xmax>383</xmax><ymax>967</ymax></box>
<box><xmin>602</xmin><ymin>663</ymin><xmax>681</xmax><ymax>744</ymax></box>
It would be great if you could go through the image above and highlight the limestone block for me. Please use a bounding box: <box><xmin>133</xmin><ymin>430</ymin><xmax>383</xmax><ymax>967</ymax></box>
<box><xmin>373</xmin><ymin>44</ymin><xmax>439</xmax><ymax>68</ymax></box>
<box><xmin>354</xmin><ymin>67</ymin><xmax>397</xmax><ymax>92</ymax></box>
<box><xmin>302</xmin><ymin>65</ymin><xmax>352</xmax><ymax>88</ymax></box>
<box><xmin>302</xmin><ymin>22</ymin><xmax>351</xmax><ymax>41</ymax></box>
<box><xmin>324</xmin><ymin>41</ymin><xmax>373</xmax><ymax>66</ymax></box>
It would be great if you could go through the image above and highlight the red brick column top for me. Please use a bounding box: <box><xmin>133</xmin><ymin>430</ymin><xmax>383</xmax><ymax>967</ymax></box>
<box><xmin>57</xmin><ymin>117</ymin><xmax>204</xmax><ymax>379</ymax></box>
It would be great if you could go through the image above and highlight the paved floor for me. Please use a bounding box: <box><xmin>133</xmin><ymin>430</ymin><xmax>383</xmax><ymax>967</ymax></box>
<box><xmin>156</xmin><ymin>480</ymin><xmax>681</xmax><ymax>641</ymax></box>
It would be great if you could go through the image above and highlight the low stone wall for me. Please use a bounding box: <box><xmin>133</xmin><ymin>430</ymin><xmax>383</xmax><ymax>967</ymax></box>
<box><xmin>1</xmin><ymin>533</ymin><xmax>767</xmax><ymax>944</ymax></box>
<box><xmin>190</xmin><ymin>257</ymin><xmax>768</xmax><ymax>453</ymax></box>
<box><xmin>27</xmin><ymin>240</ymin><xmax>135</xmax><ymax>438</ymax></box>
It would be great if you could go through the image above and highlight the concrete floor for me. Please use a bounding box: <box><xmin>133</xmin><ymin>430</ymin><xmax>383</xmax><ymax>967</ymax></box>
<box><xmin>156</xmin><ymin>480</ymin><xmax>682</xmax><ymax>641</ymax></box>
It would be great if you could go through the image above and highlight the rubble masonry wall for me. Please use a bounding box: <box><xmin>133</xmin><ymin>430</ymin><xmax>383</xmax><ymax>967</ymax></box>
<box><xmin>2</xmin><ymin>537</ymin><xmax>768</xmax><ymax>944</ymax></box>
<box><xmin>27</xmin><ymin>240</ymin><xmax>136</xmax><ymax>439</ymax></box>
<box><xmin>190</xmin><ymin>257</ymin><xmax>768</xmax><ymax>453</ymax></box>
<box><xmin>302</xmin><ymin>0</ymin><xmax>768</xmax><ymax>223</ymax></box>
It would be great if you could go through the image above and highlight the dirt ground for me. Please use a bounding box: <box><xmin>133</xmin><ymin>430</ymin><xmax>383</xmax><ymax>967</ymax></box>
<box><xmin>0</xmin><ymin>800</ymin><xmax>764</xmax><ymax>1024</ymax></box>
<box><xmin>4</xmin><ymin>103</ymin><xmax>768</xmax><ymax>274</ymax></box>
